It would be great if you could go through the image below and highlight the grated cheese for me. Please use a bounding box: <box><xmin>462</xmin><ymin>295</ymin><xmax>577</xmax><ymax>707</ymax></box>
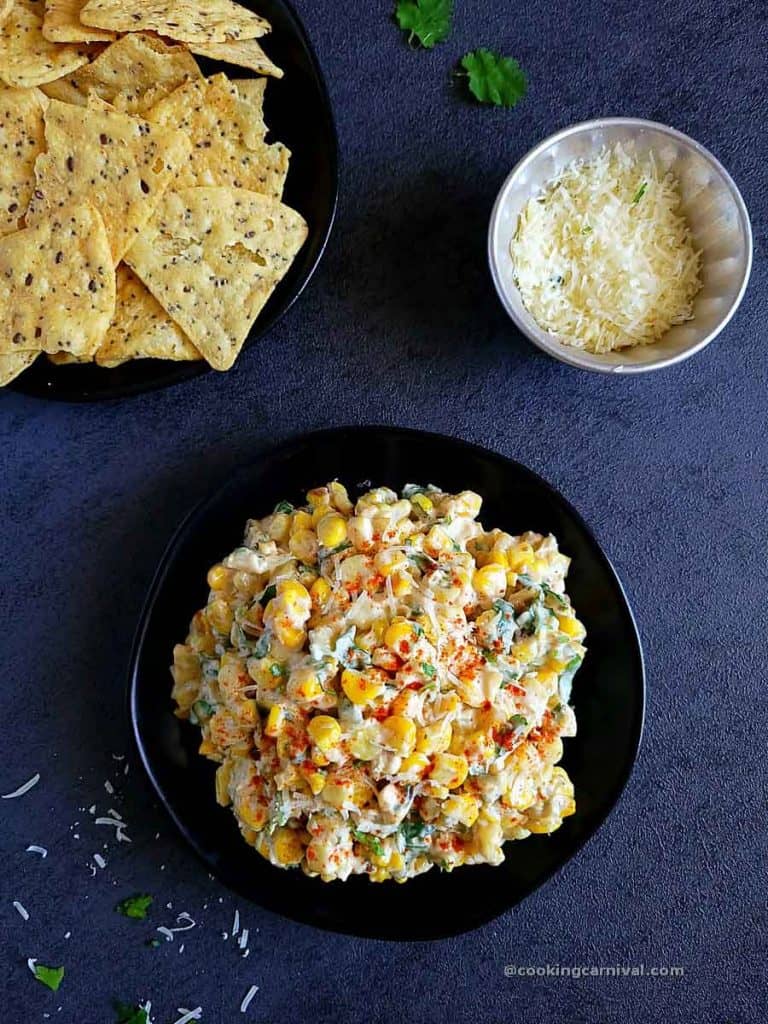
<box><xmin>240</xmin><ymin>985</ymin><xmax>259</xmax><ymax>1013</ymax></box>
<box><xmin>173</xmin><ymin>1009</ymin><xmax>202</xmax><ymax>1024</ymax></box>
<box><xmin>26</xmin><ymin>845</ymin><xmax>47</xmax><ymax>857</ymax></box>
<box><xmin>2</xmin><ymin>773</ymin><xmax>40</xmax><ymax>798</ymax></box>
<box><xmin>13</xmin><ymin>901</ymin><xmax>29</xmax><ymax>920</ymax></box>
<box><xmin>510</xmin><ymin>143</ymin><xmax>702</xmax><ymax>353</ymax></box>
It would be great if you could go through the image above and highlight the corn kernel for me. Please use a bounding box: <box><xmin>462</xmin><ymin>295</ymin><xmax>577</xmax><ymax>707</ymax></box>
<box><xmin>410</xmin><ymin>492</ymin><xmax>433</xmax><ymax>513</ymax></box>
<box><xmin>236</xmin><ymin>794</ymin><xmax>267</xmax><ymax>831</ymax></box>
<box><xmin>306</xmin><ymin>486</ymin><xmax>330</xmax><ymax>507</ymax></box>
<box><xmin>273</xmin><ymin>621</ymin><xmax>305</xmax><ymax>650</ymax></box>
<box><xmin>310</xmin><ymin>576</ymin><xmax>331</xmax><ymax>608</ymax></box>
<box><xmin>277</xmin><ymin>579</ymin><xmax>311</xmax><ymax>617</ymax></box>
<box><xmin>328</xmin><ymin>481</ymin><xmax>353</xmax><ymax>513</ymax></box>
<box><xmin>272</xmin><ymin>827</ymin><xmax>305</xmax><ymax>866</ymax></box>
<box><xmin>305</xmin><ymin>770</ymin><xmax>326</xmax><ymax>795</ymax></box>
<box><xmin>317</xmin><ymin>512</ymin><xmax>348</xmax><ymax>549</ymax></box>
<box><xmin>425</xmin><ymin>524</ymin><xmax>452</xmax><ymax>556</ymax></box>
<box><xmin>557</xmin><ymin>614</ymin><xmax>586</xmax><ymax>639</ymax></box>
<box><xmin>443</xmin><ymin>793</ymin><xmax>480</xmax><ymax>827</ymax></box>
<box><xmin>506</xmin><ymin>542</ymin><xmax>535</xmax><ymax>572</ymax></box>
<box><xmin>198</xmin><ymin>738</ymin><xmax>217</xmax><ymax>756</ymax></box>
<box><xmin>289</xmin><ymin>528</ymin><xmax>318</xmax><ymax>563</ymax></box>
<box><xmin>307</xmin><ymin>714</ymin><xmax>341</xmax><ymax>751</ymax></box>
<box><xmin>207</xmin><ymin>563</ymin><xmax>230</xmax><ymax>590</ymax></box>
<box><xmin>454</xmin><ymin>490</ymin><xmax>482</xmax><ymax>518</ymax></box>
<box><xmin>430</xmin><ymin>752</ymin><xmax>468</xmax><ymax>789</ymax></box>
<box><xmin>384</xmin><ymin>619</ymin><xmax>417</xmax><ymax>656</ymax></box>
<box><xmin>472</xmin><ymin>563</ymin><xmax>507</xmax><ymax>599</ymax></box>
<box><xmin>291</xmin><ymin>510</ymin><xmax>313</xmax><ymax>532</ymax></box>
<box><xmin>390</xmin><ymin>570</ymin><xmax>413</xmax><ymax>597</ymax></box>
<box><xmin>215</xmin><ymin>761</ymin><xmax>232</xmax><ymax>806</ymax></box>
<box><xmin>416</xmin><ymin>720</ymin><xmax>452</xmax><ymax>755</ymax></box>
<box><xmin>506</xmin><ymin>777</ymin><xmax>537</xmax><ymax>811</ymax></box>
<box><xmin>379</xmin><ymin>715</ymin><xmax>417</xmax><ymax>755</ymax></box>
<box><xmin>399</xmin><ymin>751</ymin><xmax>430</xmax><ymax>779</ymax></box>
<box><xmin>341</xmin><ymin>668</ymin><xmax>385</xmax><ymax>705</ymax></box>
<box><xmin>295</xmin><ymin>672</ymin><xmax>323</xmax><ymax>701</ymax></box>
<box><xmin>347</xmin><ymin>515</ymin><xmax>374</xmax><ymax>549</ymax></box>
<box><xmin>413</xmin><ymin>613</ymin><xmax>436</xmax><ymax>644</ymax></box>
<box><xmin>311</xmin><ymin>502</ymin><xmax>332</xmax><ymax>526</ymax></box>
<box><xmin>267</xmin><ymin>512</ymin><xmax>291</xmax><ymax>542</ymax></box>
<box><xmin>206</xmin><ymin>597</ymin><xmax>233</xmax><ymax>634</ymax></box>
<box><xmin>347</xmin><ymin>728</ymin><xmax>380</xmax><ymax>760</ymax></box>
<box><xmin>374</xmin><ymin>548</ymin><xmax>408</xmax><ymax>576</ymax></box>
<box><xmin>265</xmin><ymin>704</ymin><xmax>286</xmax><ymax>738</ymax></box>
<box><xmin>487</xmin><ymin>545</ymin><xmax>509</xmax><ymax>568</ymax></box>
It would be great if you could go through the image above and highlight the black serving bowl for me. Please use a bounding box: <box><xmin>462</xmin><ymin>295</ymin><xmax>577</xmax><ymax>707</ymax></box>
<box><xmin>130</xmin><ymin>427</ymin><xmax>645</xmax><ymax>939</ymax></box>
<box><xmin>10</xmin><ymin>0</ymin><xmax>338</xmax><ymax>401</ymax></box>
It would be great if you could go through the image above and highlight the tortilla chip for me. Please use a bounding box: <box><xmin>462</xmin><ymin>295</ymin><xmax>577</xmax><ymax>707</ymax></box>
<box><xmin>0</xmin><ymin>201</ymin><xmax>115</xmax><ymax>355</ymax></box>
<box><xmin>26</xmin><ymin>98</ymin><xmax>192</xmax><ymax>263</ymax></box>
<box><xmin>95</xmin><ymin>265</ymin><xmax>201</xmax><ymax>366</ymax></box>
<box><xmin>42</xmin><ymin>0</ymin><xmax>115</xmax><ymax>43</ymax></box>
<box><xmin>0</xmin><ymin>0</ymin><xmax>91</xmax><ymax>87</ymax></box>
<box><xmin>232</xmin><ymin>77</ymin><xmax>267</xmax><ymax>109</ymax></box>
<box><xmin>47</xmin><ymin>349</ymin><xmax>88</xmax><ymax>363</ymax></box>
<box><xmin>190</xmin><ymin>38</ymin><xmax>283</xmax><ymax>78</ymax></box>
<box><xmin>125</xmin><ymin>187</ymin><xmax>307</xmax><ymax>370</ymax></box>
<box><xmin>0</xmin><ymin>85</ymin><xmax>46</xmax><ymax>237</ymax></box>
<box><xmin>148</xmin><ymin>74</ymin><xmax>289</xmax><ymax>198</ymax></box>
<box><xmin>40</xmin><ymin>33</ymin><xmax>201</xmax><ymax>114</ymax></box>
<box><xmin>0</xmin><ymin>349</ymin><xmax>38</xmax><ymax>386</ymax></box>
<box><xmin>0</xmin><ymin>0</ymin><xmax>15</xmax><ymax>29</ymax></box>
<box><xmin>80</xmin><ymin>0</ymin><xmax>270</xmax><ymax>43</ymax></box>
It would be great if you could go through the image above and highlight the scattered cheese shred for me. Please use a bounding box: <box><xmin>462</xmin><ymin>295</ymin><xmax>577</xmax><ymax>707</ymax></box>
<box><xmin>173</xmin><ymin>1009</ymin><xmax>202</xmax><ymax>1024</ymax></box>
<box><xmin>2</xmin><ymin>773</ymin><xmax>40</xmax><ymax>799</ymax></box>
<box><xmin>511</xmin><ymin>143</ymin><xmax>702</xmax><ymax>353</ymax></box>
<box><xmin>240</xmin><ymin>985</ymin><xmax>259</xmax><ymax>1013</ymax></box>
<box><xmin>13</xmin><ymin>901</ymin><xmax>29</xmax><ymax>920</ymax></box>
<box><xmin>26</xmin><ymin>845</ymin><xmax>48</xmax><ymax>857</ymax></box>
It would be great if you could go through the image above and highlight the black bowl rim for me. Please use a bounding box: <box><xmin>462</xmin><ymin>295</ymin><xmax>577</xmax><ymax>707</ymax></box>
<box><xmin>9</xmin><ymin>0</ymin><xmax>339</xmax><ymax>404</ymax></box>
<box><xmin>128</xmin><ymin>425</ymin><xmax>646</xmax><ymax>939</ymax></box>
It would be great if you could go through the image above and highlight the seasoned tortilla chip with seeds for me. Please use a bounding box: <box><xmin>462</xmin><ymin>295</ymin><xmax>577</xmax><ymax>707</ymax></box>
<box><xmin>80</xmin><ymin>0</ymin><xmax>270</xmax><ymax>43</ymax></box>
<box><xmin>148</xmin><ymin>75</ymin><xmax>289</xmax><ymax>198</ymax></box>
<box><xmin>0</xmin><ymin>349</ymin><xmax>39</xmax><ymax>387</ymax></box>
<box><xmin>0</xmin><ymin>0</ymin><xmax>91</xmax><ymax>88</ymax></box>
<box><xmin>125</xmin><ymin>187</ymin><xmax>307</xmax><ymax>371</ymax></box>
<box><xmin>0</xmin><ymin>0</ymin><xmax>15</xmax><ymax>29</ymax></box>
<box><xmin>26</xmin><ymin>98</ymin><xmax>191</xmax><ymax>264</ymax></box>
<box><xmin>190</xmin><ymin>38</ymin><xmax>283</xmax><ymax>78</ymax></box>
<box><xmin>42</xmin><ymin>0</ymin><xmax>115</xmax><ymax>43</ymax></box>
<box><xmin>232</xmin><ymin>76</ymin><xmax>267</xmax><ymax>110</ymax></box>
<box><xmin>40</xmin><ymin>34</ymin><xmax>201</xmax><ymax>114</ymax></box>
<box><xmin>0</xmin><ymin>201</ymin><xmax>115</xmax><ymax>355</ymax></box>
<box><xmin>95</xmin><ymin>265</ymin><xmax>201</xmax><ymax>366</ymax></box>
<box><xmin>0</xmin><ymin>86</ymin><xmax>46</xmax><ymax>238</ymax></box>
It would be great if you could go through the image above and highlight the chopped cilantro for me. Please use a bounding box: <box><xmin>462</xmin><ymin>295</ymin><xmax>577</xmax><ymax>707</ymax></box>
<box><xmin>269</xmin><ymin>662</ymin><xmax>286</xmax><ymax>678</ymax></box>
<box><xmin>320</xmin><ymin>541</ymin><xmax>352</xmax><ymax>560</ymax></box>
<box><xmin>189</xmin><ymin>699</ymin><xmax>213</xmax><ymax>725</ymax></box>
<box><xmin>460</xmin><ymin>49</ymin><xmax>527</xmax><ymax>108</ymax></box>
<box><xmin>253</xmin><ymin>631</ymin><xmax>271</xmax><ymax>659</ymax></box>
<box><xmin>509</xmin><ymin>714</ymin><xmax>528</xmax><ymax>729</ymax></box>
<box><xmin>421</xmin><ymin>662</ymin><xmax>436</xmax><ymax>678</ymax></box>
<box><xmin>273</xmin><ymin>500</ymin><xmax>294</xmax><ymax>515</ymax></box>
<box><xmin>352</xmin><ymin>830</ymin><xmax>385</xmax><ymax>857</ymax></box>
<box><xmin>395</xmin><ymin>0</ymin><xmax>453</xmax><ymax>49</ymax></box>
<box><xmin>259</xmin><ymin>583</ymin><xmax>277</xmax><ymax>606</ymax></box>
<box><xmin>399</xmin><ymin>819</ymin><xmax>434</xmax><ymax>848</ymax></box>
<box><xmin>558</xmin><ymin>656</ymin><xmax>582</xmax><ymax>704</ymax></box>
<box><xmin>632</xmin><ymin>182</ymin><xmax>648</xmax><ymax>204</ymax></box>
<box><xmin>267</xmin><ymin>792</ymin><xmax>289</xmax><ymax>834</ymax></box>
<box><xmin>492</xmin><ymin>598</ymin><xmax>517</xmax><ymax>651</ymax></box>
<box><xmin>408</xmin><ymin>552</ymin><xmax>438</xmax><ymax>572</ymax></box>
<box><xmin>115</xmin><ymin>894</ymin><xmax>153</xmax><ymax>920</ymax></box>
<box><xmin>31</xmin><ymin>963</ymin><xmax>64</xmax><ymax>992</ymax></box>
<box><xmin>115</xmin><ymin>1002</ymin><xmax>148</xmax><ymax>1024</ymax></box>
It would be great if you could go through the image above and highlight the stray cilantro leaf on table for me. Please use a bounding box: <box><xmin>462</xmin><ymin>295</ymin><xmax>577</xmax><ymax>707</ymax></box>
<box><xmin>395</xmin><ymin>0</ymin><xmax>453</xmax><ymax>49</ymax></box>
<box><xmin>115</xmin><ymin>893</ymin><xmax>153</xmax><ymax>920</ymax></box>
<box><xmin>115</xmin><ymin>1001</ymin><xmax>148</xmax><ymax>1024</ymax></box>
<box><xmin>31</xmin><ymin>963</ymin><xmax>64</xmax><ymax>991</ymax></box>
<box><xmin>459</xmin><ymin>49</ymin><xmax>528</xmax><ymax>108</ymax></box>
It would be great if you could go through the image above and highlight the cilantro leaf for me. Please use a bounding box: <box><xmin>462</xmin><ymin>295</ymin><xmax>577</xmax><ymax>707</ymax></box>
<box><xmin>421</xmin><ymin>662</ymin><xmax>436</xmax><ymax>678</ymax></box>
<box><xmin>259</xmin><ymin>583</ymin><xmax>277</xmax><ymax>607</ymax></box>
<box><xmin>632</xmin><ymin>182</ymin><xmax>648</xmax><ymax>204</ymax></box>
<box><xmin>395</xmin><ymin>0</ymin><xmax>453</xmax><ymax>49</ymax></box>
<box><xmin>273</xmin><ymin>500</ymin><xmax>294</xmax><ymax>514</ymax></box>
<box><xmin>115</xmin><ymin>894</ymin><xmax>153</xmax><ymax>920</ymax></box>
<box><xmin>558</xmin><ymin>656</ymin><xmax>583</xmax><ymax>704</ymax></box>
<box><xmin>509</xmin><ymin>714</ymin><xmax>528</xmax><ymax>730</ymax></box>
<box><xmin>32</xmin><ymin>963</ymin><xmax>64</xmax><ymax>992</ymax></box>
<box><xmin>460</xmin><ymin>49</ymin><xmax>527</xmax><ymax>108</ymax></box>
<box><xmin>352</xmin><ymin>829</ymin><xmax>385</xmax><ymax>857</ymax></box>
<box><xmin>399</xmin><ymin>819</ymin><xmax>434</xmax><ymax>848</ymax></box>
<box><xmin>115</xmin><ymin>1002</ymin><xmax>148</xmax><ymax>1024</ymax></box>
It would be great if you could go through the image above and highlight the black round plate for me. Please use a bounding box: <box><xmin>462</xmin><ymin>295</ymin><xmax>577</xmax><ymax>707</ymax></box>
<box><xmin>10</xmin><ymin>0</ymin><xmax>337</xmax><ymax>402</ymax></box>
<box><xmin>130</xmin><ymin>427</ymin><xmax>645</xmax><ymax>940</ymax></box>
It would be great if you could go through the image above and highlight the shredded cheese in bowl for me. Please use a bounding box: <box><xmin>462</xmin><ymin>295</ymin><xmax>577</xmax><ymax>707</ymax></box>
<box><xmin>510</xmin><ymin>143</ymin><xmax>702</xmax><ymax>353</ymax></box>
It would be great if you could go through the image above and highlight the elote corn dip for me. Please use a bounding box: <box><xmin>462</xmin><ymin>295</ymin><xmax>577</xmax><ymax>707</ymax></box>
<box><xmin>171</xmin><ymin>482</ymin><xmax>586</xmax><ymax>882</ymax></box>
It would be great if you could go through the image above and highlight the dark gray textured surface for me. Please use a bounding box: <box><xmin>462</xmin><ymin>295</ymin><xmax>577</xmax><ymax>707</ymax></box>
<box><xmin>1</xmin><ymin>1</ymin><xmax>766</xmax><ymax>1021</ymax></box>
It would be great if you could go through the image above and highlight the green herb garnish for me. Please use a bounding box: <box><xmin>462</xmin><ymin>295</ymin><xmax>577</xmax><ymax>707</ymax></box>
<box><xmin>509</xmin><ymin>714</ymin><xmax>528</xmax><ymax>729</ymax></box>
<box><xmin>259</xmin><ymin>583</ymin><xmax>277</xmax><ymax>607</ymax></box>
<box><xmin>31</xmin><ymin>963</ymin><xmax>64</xmax><ymax>992</ymax></box>
<box><xmin>273</xmin><ymin>500</ymin><xmax>294</xmax><ymax>515</ymax></box>
<box><xmin>253</xmin><ymin>631</ymin><xmax>271</xmax><ymax>659</ymax></box>
<box><xmin>558</xmin><ymin>656</ymin><xmax>582</xmax><ymax>703</ymax></box>
<box><xmin>421</xmin><ymin>662</ymin><xmax>436</xmax><ymax>678</ymax></box>
<box><xmin>632</xmin><ymin>182</ymin><xmax>647</xmax><ymax>204</ymax></box>
<box><xmin>269</xmin><ymin>662</ymin><xmax>286</xmax><ymax>678</ymax></box>
<box><xmin>460</xmin><ymin>49</ymin><xmax>527</xmax><ymax>108</ymax></box>
<box><xmin>399</xmin><ymin>820</ymin><xmax>434</xmax><ymax>848</ymax></box>
<box><xmin>115</xmin><ymin>1002</ymin><xmax>148</xmax><ymax>1024</ymax></box>
<box><xmin>352</xmin><ymin>830</ymin><xmax>385</xmax><ymax>857</ymax></box>
<box><xmin>115</xmin><ymin>894</ymin><xmax>153</xmax><ymax>920</ymax></box>
<box><xmin>190</xmin><ymin>699</ymin><xmax>213</xmax><ymax>725</ymax></box>
<box><xmin>395</xmin><ymin>0</ymin><xmax>452</xmax><ymax>49</ymax></box>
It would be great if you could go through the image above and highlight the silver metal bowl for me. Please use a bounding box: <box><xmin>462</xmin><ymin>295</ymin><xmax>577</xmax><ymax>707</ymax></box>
<box><xmin>488</xmin><ymin>118</ymin><xmax>753</xmax><ymax>373</ymax></box>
